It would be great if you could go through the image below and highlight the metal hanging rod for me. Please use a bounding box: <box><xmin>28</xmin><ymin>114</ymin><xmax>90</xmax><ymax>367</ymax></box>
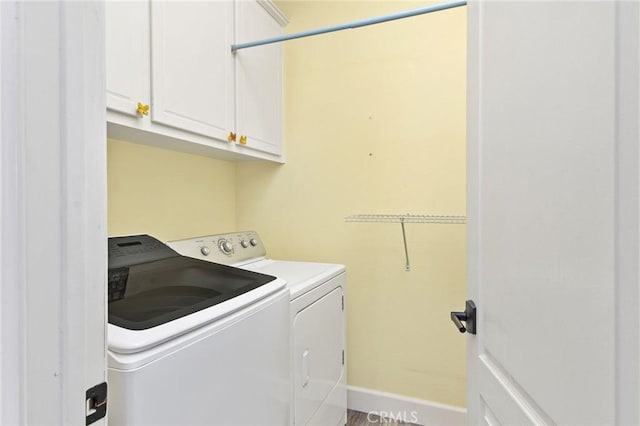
<box><xmin>345</xmin><ymin>214</ymin><xmax>466</xmax><ymax>271</ymax></box>
<box><xmin>345</xmin><ymin>214</ymin><xmax>466</xmax><ymax>224</ymax></box>
<box><xmin>231</xmin><ymin>0</ymin><xmax>467</xmax><ymax>52</ymax></box>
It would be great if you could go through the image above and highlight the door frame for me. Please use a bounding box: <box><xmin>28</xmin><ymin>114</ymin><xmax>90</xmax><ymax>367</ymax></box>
<box><xmin>466</xmin><ymin>0</ymin><xmax>640</xmax><ymax>423</ymax></box>
<box><xmin>612</xmin><ymin>2</ymin><xmax>640</xmax><ymax>422</ymax></box>
<box><xmin>1</xmin><ymin>2</ymin><xmax>107</xmax><ymax>424</ymax></box>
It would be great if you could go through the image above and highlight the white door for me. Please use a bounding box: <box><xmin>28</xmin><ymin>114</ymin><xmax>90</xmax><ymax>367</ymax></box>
<box><xmin>465</xmin><ymin>1</ymin><xmax>639</xmax><ymax>424</ymax></box>
<box><xmin>1</xmin><ymin>2</ymin><xmax>107</xmax><ymax>424</ymax></box>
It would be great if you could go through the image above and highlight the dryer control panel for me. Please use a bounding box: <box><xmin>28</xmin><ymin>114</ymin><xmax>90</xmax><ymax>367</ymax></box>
<box><xmin>166</xmin><ymin>231</ymin><xmax>266</xmax><ymax>266</ymax></box>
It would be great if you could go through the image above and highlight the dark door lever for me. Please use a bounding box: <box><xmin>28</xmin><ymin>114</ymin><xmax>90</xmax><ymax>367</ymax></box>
<box><xmin>450</xmin><ymin>311</ymin><xmax>467</xmax><ymax>333</ymax></box>
<box><xmin>450</xmin><ymin>300</ymin><xmax>476</xmax><ymax>335</ymax></box>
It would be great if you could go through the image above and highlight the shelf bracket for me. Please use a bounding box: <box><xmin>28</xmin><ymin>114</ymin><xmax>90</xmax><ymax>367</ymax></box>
<box><xmin>400</xmin><ymin>218</ymin><xmax>410</xmax><ymax>272</ymax></box>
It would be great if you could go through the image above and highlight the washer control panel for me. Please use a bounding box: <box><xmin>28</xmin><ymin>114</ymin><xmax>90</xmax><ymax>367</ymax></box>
<box><xmin>166</xmin><ymin>231</ymin><xmax>266</xmax><ymax>265</ymax></box>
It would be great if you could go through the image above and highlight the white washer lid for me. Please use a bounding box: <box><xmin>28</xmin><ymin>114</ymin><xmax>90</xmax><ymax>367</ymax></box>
<box><xmin>108</xmin><ymin>278</ymin><xmax>286</xmax><ymax>354</ymax></box>
<box><xmin>243</xmin><ymin>260</ymin><xmax>345</xmax><ymax>300</ymax></box>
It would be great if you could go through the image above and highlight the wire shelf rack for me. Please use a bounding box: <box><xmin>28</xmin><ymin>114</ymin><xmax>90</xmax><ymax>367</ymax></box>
<box><xmin>344</xmin><ymin>214</ymin><xmax>466</xmax><ymax>224</ymax></box>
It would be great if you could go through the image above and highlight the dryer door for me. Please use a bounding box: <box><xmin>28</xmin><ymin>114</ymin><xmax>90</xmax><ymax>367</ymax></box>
<box><xmin>293</xmin><ymin>286</ymin><xmax>344</xmax><ymax>426</ymax></box>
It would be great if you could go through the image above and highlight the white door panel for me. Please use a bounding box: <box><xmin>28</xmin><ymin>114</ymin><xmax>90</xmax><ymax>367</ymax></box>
<box><xmin>477</xmin><ymin>354</ymin><xmax>551</xmax><ymax>425</ymax></box>
<box><xmin>235</xmin><ymin>0</ymin><xmax>284</xmax><ymax>156</ymax></box>
<box><xmin>106</xmin><ymin>1</ymin><xmax>149</xmax><ymax>117</ymax></box>
<box><xmin>151</xmin><ymin>1</ymin><xmax>233</xmax><ymax>140</ymax></box>
<box><xmin>466</xmin><ymin>0</ymin><xmax>637</xmax><ymax>424</ymax></box>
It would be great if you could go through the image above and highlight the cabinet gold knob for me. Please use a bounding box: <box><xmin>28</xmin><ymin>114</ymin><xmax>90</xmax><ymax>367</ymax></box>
<box><xmin>239</xmin><ymin>135</ymin><xmax>247</xmax><ymax>145</ymax></box>
<box><xmin>136</xmin><ymin>102</ymin><xmax>150</xmax><ymax>116</ymax></box>
<box><xmin>228</xmin><ymin>132</ymin><xmax>237</xmax><ymax>142</ymax></box>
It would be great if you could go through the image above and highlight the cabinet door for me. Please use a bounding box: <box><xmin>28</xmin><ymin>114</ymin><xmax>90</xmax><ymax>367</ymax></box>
<box><xmin>235</xmin><ymin>1</ymin><xmax>285</xmax><ymax>157</ymax></box>
<box><xmin>106</xmin><ymin>1</ymin><xmax>150</xmax><ymax>117</ymax></box>
<box><xmin>151</xmin><ymin>1</ymin><xmax>234</xmax><ymax>140</ymax></box>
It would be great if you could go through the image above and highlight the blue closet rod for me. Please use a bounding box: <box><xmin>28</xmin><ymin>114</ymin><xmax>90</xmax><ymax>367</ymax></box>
<box><xmin>231</xmin><ymin>0</ymin><xmax>467</xmax><ymax>52</ymax></box>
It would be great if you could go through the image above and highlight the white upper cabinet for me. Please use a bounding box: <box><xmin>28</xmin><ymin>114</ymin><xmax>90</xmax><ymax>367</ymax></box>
<box><xmin>235</xmin><ymin>1</ymin><xmax>287</xmax><ymax>157</ymax></box>
<box><xmin>106</xmin><ymin>1</ymin><xmax>150</xmax><ymax>118</ymax></box>
<box><xmin>151</xmin><ymin>1</ymin><xmax>234</xmax><ymax>141</ymax></box>
<box><xmin>105</xmin><ymin>0</ymin><xmax>287</xmax><ymax>163</ymax></box>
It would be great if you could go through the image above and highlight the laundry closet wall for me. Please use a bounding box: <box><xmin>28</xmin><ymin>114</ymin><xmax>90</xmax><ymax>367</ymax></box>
<box><xmin>108</xmin><ymin>139</ymin><xmax>237</xmax><ymax>241</ymax></box>
<box><xmin>236</xmin><ymin>1</ymin><xmax>467</xmax><ymax>407</ymax></box>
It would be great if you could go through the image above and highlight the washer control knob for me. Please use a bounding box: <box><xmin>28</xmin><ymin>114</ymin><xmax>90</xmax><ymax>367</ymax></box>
<box><xmin>240</xmin><ymin>240</ymin><xmax>249</xmax><ymax>248</ymax></box>
<box><xmin>219</xmin><ymin>239</ymin><xmax>233</xmax><ymax>254</ymax></box>
<box><xmin>249</xmin><ymin>238</ymin><xmax>258</xmax><ymax>247</ymax></box>
<box><xmin>200</xmin><ymin>246</ymin><xmax>210</xmax><ymax>256</ymax></box>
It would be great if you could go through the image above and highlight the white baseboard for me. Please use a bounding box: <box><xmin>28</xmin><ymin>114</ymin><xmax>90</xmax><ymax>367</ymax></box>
<box><xmin>347</xmin><ymin>386</ymin><xmax>466</xmax><ymax>426</ymax></box>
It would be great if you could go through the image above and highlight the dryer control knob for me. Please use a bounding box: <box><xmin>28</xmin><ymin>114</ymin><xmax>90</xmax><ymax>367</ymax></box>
<box><xmin>240</xmin><ymin>240</ymin><xmax>249</xmax><ymax>248</ymax></box>
<box><xmin>200</xmin><ymin>246</ymin><xmax>210</xmax><ymax>256</ymax></box>
<box><xmin>219</xmin><ymin>240</ymin><xmax>233</xmax><ymax>254</ymax></box>
<box><xmin>249</xmin><ymin>238</ymin><xmax>258</xmax><ymax>247</ymax></box>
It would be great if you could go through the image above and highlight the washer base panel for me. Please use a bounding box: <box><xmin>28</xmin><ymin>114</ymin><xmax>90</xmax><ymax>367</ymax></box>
<box><xmin>108</xmin><ymin>290</ymin><xmax>290</xmax><ymax>426</ymax></box>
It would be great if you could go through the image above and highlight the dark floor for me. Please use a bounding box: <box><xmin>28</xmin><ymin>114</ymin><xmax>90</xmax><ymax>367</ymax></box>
<box><xmin>347</xmin><ymin>409</ymin><xmax>420</xmax><ymax>425</ymax></box>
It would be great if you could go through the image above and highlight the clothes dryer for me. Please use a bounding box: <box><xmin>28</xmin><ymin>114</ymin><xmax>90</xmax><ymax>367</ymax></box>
<box><xmin>168</xmin><ymin>231</ymin><xmax>347</xmax><ymax>426</ymax></box>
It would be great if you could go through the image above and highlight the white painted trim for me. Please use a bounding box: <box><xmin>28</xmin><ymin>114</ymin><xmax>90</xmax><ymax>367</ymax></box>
<box><xmin>347</xmin><ymin>386</ymin><xmax>466</xmax><ymax>426</ymax></box>
<box><xmin>1</xmin><ymin>2</ymin><xmax>3</xmax><ymax>420</ymax></box>
<box><xmin>58</xmin><ymin>2</ymin><xmax>108</xmax><ymax>424</ymax></box>
<box><xmin>256</xmin><ymin>0</ymin><xmax>288</xmax><ymax>27</ymax></box>
<box><xmin>0</xmin><ymin>1</ymin><xmax>24</xmax><ymax>424</ymax></box>
<box><xmin>465</xmin><ymin>0</ymin><xmax>482</xmax><ymax>423</ymax></box>
<box><xmin>614</xmin><ymin>1</ymin><xmax>640</xmax><ymax>424</ymax></box>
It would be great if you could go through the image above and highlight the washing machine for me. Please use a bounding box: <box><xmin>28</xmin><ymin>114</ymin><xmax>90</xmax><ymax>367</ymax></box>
<box><xmin>107</xmin><ymin>234</ymin><xmax>290</xmax><ymax>425</ymax></box>
<box><xmin>168</xmin><ymin>231</ymin><xmax>347</xmax><ymax>426</ymax></box>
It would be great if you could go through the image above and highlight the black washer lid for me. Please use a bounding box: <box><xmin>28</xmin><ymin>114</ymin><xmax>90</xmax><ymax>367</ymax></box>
<box><xmin>108</xmin><ymin>235</ymin><xmax>277</xmax><ymax>331</ymax></box>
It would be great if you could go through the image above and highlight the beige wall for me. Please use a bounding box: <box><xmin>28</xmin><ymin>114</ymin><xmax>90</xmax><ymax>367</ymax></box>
<box><xmin>108</xmin><ymin>0</ymin><xmax>466</xmax><ymax>409</ymax></box>
<box><xmin>107</xmin><ymin>139</ymin><xmax>236</xmax><ymax>241</ymax></box>
<box><xmin>236</xmin><ymin>1</ymin><xmax>467</xmax><ymax>407</ymax></box>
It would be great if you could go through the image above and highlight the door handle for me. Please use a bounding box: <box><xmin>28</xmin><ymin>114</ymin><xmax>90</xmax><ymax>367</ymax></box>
<box><xmin>450</xmin><ymin>300</ymin><xmax>476</xmax><ymax>335</ymax></box>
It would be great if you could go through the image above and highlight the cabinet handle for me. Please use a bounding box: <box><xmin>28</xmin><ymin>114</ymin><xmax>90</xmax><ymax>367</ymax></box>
<box><xmin>136</xmin><ymin>102</ymin><xmax>149</xmax><ymax>117</ymax></box>
<box><xmin>227</xmin><ymin>132</ymin><xmax>237</xmax><ymax>142</ymax></box>
<box><xmin>239</xmin><ymin>135</ymin><xmax>247</xmax><ymax>145</ymax></box>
